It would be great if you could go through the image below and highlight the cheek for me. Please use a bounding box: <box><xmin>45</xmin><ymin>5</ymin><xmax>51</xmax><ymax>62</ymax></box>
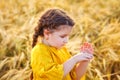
<box><xmin>54</xmin><ymin>37</ymin><xmax>63</xmax><ymax>43</ymax></box>
<box><xmin>53</xmin><ymin>36</ymin><xmax>63</xmax><ymax>44</ymax></box>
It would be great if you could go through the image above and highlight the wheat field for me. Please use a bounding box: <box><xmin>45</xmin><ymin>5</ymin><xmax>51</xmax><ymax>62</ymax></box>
<box><xmin>0</xmin><ymin>0</ymin><xmax>120</xmax><ymax>80</ymax></box>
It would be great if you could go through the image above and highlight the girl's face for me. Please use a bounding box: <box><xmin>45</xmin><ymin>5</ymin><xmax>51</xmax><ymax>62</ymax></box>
<box><xmin>45</xmin><ymin>25</ymin><xmax>72</xmax><ymax>49</ymax></box>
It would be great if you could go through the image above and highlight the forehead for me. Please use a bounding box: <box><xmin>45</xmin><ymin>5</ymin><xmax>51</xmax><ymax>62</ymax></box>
<box><xmin>52</xmin><ymin>25</ymin><xmax>72</xmax><ymax>34</ymax></box>
<box><xmin>56</xmin><ymin>25</ymin><xmax>72</xmax><ymax>30</ymax></box>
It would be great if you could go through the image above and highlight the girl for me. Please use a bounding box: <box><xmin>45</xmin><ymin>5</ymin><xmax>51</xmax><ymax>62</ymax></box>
<box><xmin>31</xmin><ymin>9</ymin><xmax>93</xmax><ymax>80</ymax></box>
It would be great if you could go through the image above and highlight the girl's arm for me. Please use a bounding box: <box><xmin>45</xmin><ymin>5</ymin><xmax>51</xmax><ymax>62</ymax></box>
<box><xmin>63</xmin><ymin>54</ymin><xmax>77</xmax><ymax>77</ymax></box>
<box><xmin>75</xmin><ymin>60</ymin><xmax>90</xmax><ymax>80</ymax></box>
<box><xmin>75</xmin><ymin>42</ymin><xmax>94</xmax><ymax>79</ymax></box>
<box><xmin>63</xmin><ymin>42</ymin><xmax>93</xmax><ymax>79</ymax></box>
<box><xmin>63</xmin><ymin>52</ymin><xmax>92</xmax><ymax>77</ymax></box>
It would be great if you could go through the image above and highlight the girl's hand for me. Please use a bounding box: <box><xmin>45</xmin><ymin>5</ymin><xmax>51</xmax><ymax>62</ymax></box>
<box><xmin>75</xmin><ymin>52</ymin><xmax>93</xmax><ymax>62</ymax></box>
<box><xmin>80</xmin><ymin>42</ymin><xmax>94</xmax><ymax>54</ymax></box>
<box><xmin>74</xmin><ymin>42</ymin><xmax>94</xmax><ymax>62</ymax></box>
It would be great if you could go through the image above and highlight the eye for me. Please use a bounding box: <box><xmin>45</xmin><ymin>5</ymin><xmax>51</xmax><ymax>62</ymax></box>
<box><xmin>60</xmin><ymin>35</ymin><xmax>66</xmax><ymax>38</ymax></box>
<box><xmin>60</xmin><ymin>34</ymin><xmax>69</xmax><ymax>38</ymax></box>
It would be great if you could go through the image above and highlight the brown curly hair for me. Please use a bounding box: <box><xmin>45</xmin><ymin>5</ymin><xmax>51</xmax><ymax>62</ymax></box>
<box><xmin>32</xmin><ymin>9</ymin><xmax>75</xmax><ymax>48</ymax></box>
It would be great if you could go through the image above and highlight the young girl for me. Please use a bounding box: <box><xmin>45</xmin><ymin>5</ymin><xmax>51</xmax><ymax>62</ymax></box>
<box><xmin>31</xmin><ymin>9</ymin><xmax>93</xmax><ymax>80</ymax></box>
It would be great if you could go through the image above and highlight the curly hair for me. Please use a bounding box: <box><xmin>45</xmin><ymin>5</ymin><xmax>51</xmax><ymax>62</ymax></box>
<box><xmin>32</xmin><ymin>9</ymin><xmax>75</xmax><ymax>47</ymax></box>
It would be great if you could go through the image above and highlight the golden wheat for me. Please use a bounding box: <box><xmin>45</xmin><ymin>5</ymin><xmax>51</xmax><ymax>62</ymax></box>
<box><xmin>0</xmin><ymin>0</ymin><xmax>120</xmax><ymax>80</ymax></box>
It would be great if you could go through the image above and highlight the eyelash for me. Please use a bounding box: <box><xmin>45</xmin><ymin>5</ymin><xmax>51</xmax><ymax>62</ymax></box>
<box><xmin>60</xmin><ymin>36</ymin><xmax>66</xmax><ymax>38</ymax></box>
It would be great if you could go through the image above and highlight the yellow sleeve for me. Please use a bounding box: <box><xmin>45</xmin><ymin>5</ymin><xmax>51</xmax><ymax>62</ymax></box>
<box><xmin>31</xmin><ymin>45</ymin><xmax>64</xmax><ymax>80</ymax></box>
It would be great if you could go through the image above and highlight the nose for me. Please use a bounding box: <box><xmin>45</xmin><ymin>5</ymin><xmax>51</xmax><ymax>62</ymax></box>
<box><xmin>63</xmin><ymin>37</ymin><xmax>68</xmax><ymax>43</ymax></box>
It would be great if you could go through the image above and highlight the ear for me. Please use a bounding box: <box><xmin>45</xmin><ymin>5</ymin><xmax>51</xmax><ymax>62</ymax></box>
<box><xmin>43</xmin><ymin>29</ymin><xmax>50</xmax><ymax>40</ymax></box>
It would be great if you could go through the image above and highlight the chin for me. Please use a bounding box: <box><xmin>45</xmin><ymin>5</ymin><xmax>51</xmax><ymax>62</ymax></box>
<box><xmin>56</xmin><ymin>46</ymin><xmax>63</xmax><ymax>49</ymax></box>
<box><xmin>54</xmin><ymin>44</ymin><xmax>64</xmax><ymax>49</ymax></box>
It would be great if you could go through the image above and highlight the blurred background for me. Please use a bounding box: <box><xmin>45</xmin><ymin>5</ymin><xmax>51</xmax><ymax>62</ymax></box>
<box><xmin>0</xmin><ymin>0</ymin><xmax>120</xmax><ymax>80</ymax></box>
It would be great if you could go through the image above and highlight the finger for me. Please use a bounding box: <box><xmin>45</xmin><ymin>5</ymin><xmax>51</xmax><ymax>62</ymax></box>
<box><xmin>83</xmin><ymin>42</ymin><xmax>91</xmax><ymax>48</ymax></box>
<box><xmin>84</xmin><ymin>53</ymin><xmax>93</xmax><ymax>58</ymax></box>
<box><xmin>85</xmin><ymin>47</ymin><xmax>94</xmax><ymax>53</ymax></box>
<box><xmin>82</xmin><ymin>48</ymin><xmax>93</xmax><ymax>54</ymax></box>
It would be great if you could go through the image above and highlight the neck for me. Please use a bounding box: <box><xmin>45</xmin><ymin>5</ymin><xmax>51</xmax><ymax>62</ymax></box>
<box><xmin>42</xmin><ymin>38</ymin><xmax>50</xmax><ymax>46</ymax></box>
<box><xmin>41</xmin><ymin>38</ymin><xmax>59</xmax><ymax>49</ymax></box>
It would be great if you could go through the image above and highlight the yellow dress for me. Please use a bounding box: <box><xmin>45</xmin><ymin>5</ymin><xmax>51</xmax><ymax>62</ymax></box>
<box><xmin>31</xmin><ymin>43</ymin><xmax>85</xmax><ymax>80</ymax></box>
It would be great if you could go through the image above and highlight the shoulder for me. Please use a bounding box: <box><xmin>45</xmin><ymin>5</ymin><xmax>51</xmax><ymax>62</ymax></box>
<box><xmin>32</xmin><ymin>43</ymin><xmax>47</xmax><ymax>52</ymax></box>
<box><xmin>31</xmin><ymin>43</ymin><xmax>49</xmax><ymax>57</ymax></box>
<box><xmin>30</xmin><ymin>43</ymin><xmax>53</xmax><ymax>66</ymax></box>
